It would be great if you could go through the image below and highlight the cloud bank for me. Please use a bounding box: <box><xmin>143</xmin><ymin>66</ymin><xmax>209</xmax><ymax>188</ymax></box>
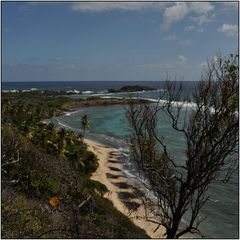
<box><xmin>71</xmin><ymin>2</ymin><xmax>159</xmax><ymax>12</ymax></box>
<box><xmin>71</xmin><ymin>2</ymin><xmax>236</xmax><ymax>36</ymax></box>
<box><xmin>218</xmin><ymin>24</ymin><xmax>238</xmax><ymax>37</ymax></box>
<box><xmin>162</xmin><ymin>2</ymin><xmax>215</xmax><ymax>29</ymax></box>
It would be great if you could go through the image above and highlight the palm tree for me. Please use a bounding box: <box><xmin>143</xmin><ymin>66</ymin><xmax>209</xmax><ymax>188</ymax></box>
<box><xmin>81</xmin><ymin>114</ymin><xmax>89</xmax><ymax>138</ymax></box>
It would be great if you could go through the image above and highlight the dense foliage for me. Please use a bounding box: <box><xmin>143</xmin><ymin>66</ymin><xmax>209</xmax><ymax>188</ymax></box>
<box><xmin>108</xmin><ymin>85</ymin><xmax>156</xmax><ymax>93</ymax></box>
<box><xmin>1</xmin><ymin>92</ymin><xmax>148</xmax><ymax>238</ymax></box>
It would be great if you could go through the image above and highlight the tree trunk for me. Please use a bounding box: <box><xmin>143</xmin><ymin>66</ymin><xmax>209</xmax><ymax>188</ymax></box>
<box><xmin>166</xmin><ymin>210</ymin><xmax>182</xmax><ymax>239</ymax></box>
<box><xmin>166</xmin><ymin>219</ymin><xmax>181</xmax><ymax>239</ymax></box>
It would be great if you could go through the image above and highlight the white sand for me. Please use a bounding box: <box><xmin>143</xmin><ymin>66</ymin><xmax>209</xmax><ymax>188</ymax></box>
<box><xmin>85</xmin><ymin>138</ymin><xmax>165</xmax><ymax>238</ymax></box>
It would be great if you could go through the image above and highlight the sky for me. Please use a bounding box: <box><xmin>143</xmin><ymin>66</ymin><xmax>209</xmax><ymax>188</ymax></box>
<box><xmin>2</xmin><ymin>1</ymin><xmax>239</xmax><ymax>82</ymax></box>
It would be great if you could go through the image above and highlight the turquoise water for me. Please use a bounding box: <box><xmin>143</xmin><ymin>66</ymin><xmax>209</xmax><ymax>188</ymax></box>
<box><xmin>52</xmin><ymin>103</ymin><xmax>238</xmax><ymax>239</ymax></box>
<box><xmin>6</xmin><ymin>80</ymin><xmax>237</xmax><ymax>237</ymax></box>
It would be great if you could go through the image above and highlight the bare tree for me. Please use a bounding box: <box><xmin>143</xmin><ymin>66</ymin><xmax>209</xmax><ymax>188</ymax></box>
<box><xmin>126</xmin><ymin>54</ymin><xmax>239</xmax><ymax>238</ymax></box>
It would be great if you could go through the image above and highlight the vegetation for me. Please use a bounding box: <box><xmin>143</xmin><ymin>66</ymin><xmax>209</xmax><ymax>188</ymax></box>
<box><xmin>108</xmin><ymin>85</ymin><xmax>156</xmax><ymax>93</ymax></box>
<box><xmin>126</xmin><ymin>54</ymin><xmax>239</xmax><ymax>238</ymax></box>
<box><xmin>1</xmin><ymin>92</ymin><xmax>149</xmax><ymax>238</ymax></box>
<box><xmin>81</xmin><ymin>114</ymin><xmax>90</xmax><ymax>138</ymax></box>
<box><xmin>63</xmin><ymin>97</ymin><xmax>153</xmax><ymax>111</ymax></box>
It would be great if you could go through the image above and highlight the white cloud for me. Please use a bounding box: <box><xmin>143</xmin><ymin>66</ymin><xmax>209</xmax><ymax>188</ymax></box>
<box><xmin>137</xmin><ymin>62</ymin><xmax>174</xmax><ymax>70</ymax></box>
<box><xmin>71</xmin><ymin>1</ymin><xmax>232</xmax><ymax>38</ymax></box>
<box><xmin>137</xmin><ymin>55</ymin><xmax>189</xmax><ymax>70</ymax></box>
<box><xmin>213</xmin><ymin>56</ymin><xmax>218</xmax><ymax>63</ymax></box>
<box><xmin>187</xmin><ymin>3</ymin><xmax>215</xmax><ymax>31</ymax></box>
<box><xmin>197</xmin><ymin>27</ymin><xmax>204</xmax><ymax>33</ymax></box>
<box><xmin>218</xmin><ymin>24</ymin><xmax>238</xmax><ymax>37</ymax></box>
<box><xmin>221</xmin><ymin>2</ymin><xmax>238</xmax><ymax>8</ymax></box>
<box><xmin>190</xmin><ymin>14</ymin><xmax>214</xmax><ymax>26</ymax></box>
<box><xmin>162</xmin><ymin>2</ymin><xmax>189</xmax><ymax>29</ymax></box>
<box><xmin>141</xmin><ymin>56</ymin><xmax>187</xmax><ymax>69</ymax></box>
<box><xmin>184</xmin><ymin>25</ymin><xmax>195</xmax><ymax>31</ymax></box>
<box><xmin>190</xmin><ymin>2</ymin><xmax>214</xmax><ymax>15</ymax></box>
<box><xmin>179</xmin><ymin>40</ymin><xmax>191</xmax><ymax>46</ymax></box>
<box><xmin>71</xmin><ymin>2</ymin><xmax>159</xmax><ymax>12</ymax></box>
<box><xmin>162</xmin><ymin>34</ymin><xmax>176</xmax><ymax>41</ymax></box>
<box><xmin>161</xmin><ymin>2</ymin><xmax>215</xmax><ymax>30</ymax></box>
<box><xmin>197</xmin><ymin>56</ymin><xmax>218</xmax><ymax>69</ymax></box>
<box><xmin>196</xmin><ymin>62</ymin><xmax>207</xmax><ymax>69</ymax></box>
<box><xmin>178</xmin><ymin>55</ymin><xmax>186</xmax><ymax>64</ymax></box>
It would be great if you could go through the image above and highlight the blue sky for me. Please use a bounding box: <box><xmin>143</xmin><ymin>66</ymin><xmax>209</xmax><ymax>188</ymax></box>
<box><xmin>2</xmin><ymin>1</ymin><xmax>238</xmax><ymax>82</ymax></box>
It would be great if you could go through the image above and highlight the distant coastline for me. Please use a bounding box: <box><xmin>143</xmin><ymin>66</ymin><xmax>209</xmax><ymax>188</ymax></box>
<box><xmin>62</xmin><ymin>98</ymin><xmax>154</xmax><ymax>111</ymax></box>
<box><xmin>2</xmin><ymin>84</ymin><xmax>158</xmax><ymax>95</ymax></box>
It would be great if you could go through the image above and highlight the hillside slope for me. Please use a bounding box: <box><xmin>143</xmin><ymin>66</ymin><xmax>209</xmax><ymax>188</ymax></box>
<box><xmin>1</xmin><ymin>92</ymin><xmax>149</xmax><ymax>239</ymax></box>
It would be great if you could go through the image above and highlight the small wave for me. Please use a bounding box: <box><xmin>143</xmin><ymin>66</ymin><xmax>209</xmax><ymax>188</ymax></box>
<box><xmin>3</xmin><ymin>89</ymin><xmax>19</xmax><ymax>93</ymax></box>
<box><xmin>66</xmin><ymin>89</ymin><xmax>80</xmax><ymax>94</ymax></box>
<box><xmin>115</xmin><ymin>89</ymin><xmax>160</xmax><ymax>94</ymax></box>
<box><xmin>82</xmin><ymin>90</ymin><xmax>94</xmax><ymax>94</ymax></box>
<box><xmin>170</xmin><ymin>100</ymin><xmax>197</xmax><ymax>108</ymax></box>
<box><xmin>117</xmin><ymin>147</ymin><xmax>130</xmax><ymax>155</ymax></box>
<box><xmin>121</xmin><ymin>168</ymin><xmax>137</xmax><ymax>178</ymax></box>
<box><xmin>118</xmin><ymin>95</ymin><xmax>196</xmax><ymax>108</ymax></box>
<box><xmin>64</xmin><ymin>112</ymin><xmax>72</xmax><ymax>116</ymax></box>
<box><xmin>140</xmin><ymin>98</ymin><xmax>197</xmax><ymax>108</ymax></box>
<box><xmin>139</xmin><ymin>98</ymin><xmax>235</xmax><ymax>115</ymax></box>
<box><xmin>100</xmin><ymin>96</ymin><xmax>123</xmax><ymax>99</ymax></box>
<box><xmin>21</xmin><ymin>88</ymin><xmax>38</xmax><ymax>92</ymax></box>
<box><xmin>96</xmin><ymin>90</ymin><xmax>110</xmax><ymax>94</ymax></box>
<box><xmin>90</xmin><ymin>93</ymin><xmax>114</xmax><ymax>96</ymax></box>
<box><xmin>65</xmin><ymin>109</ymin><xmax>83</xmax><ymax>116</ymax></box>
<box><xmin>56</xmin><ymin>119</ymin><xmax>76</xmax><ymax>131</ymax></box>
<box><xmin>139</xmin><ymin>97</ymin><xmax>159</xmax><ymax>103</ymax></box>
<box><xmin>2</xmin><ymin>89</ymin><xmax>15</xmax><ymax>93</ymax></box>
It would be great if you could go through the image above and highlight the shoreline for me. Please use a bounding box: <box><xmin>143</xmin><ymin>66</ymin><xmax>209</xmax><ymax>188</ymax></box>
<box><xmin>85</xmin><ymin>138</ymin><xmax>166</xmax><ymax>238</ymax></box>
<box><xmin>62</xmin><ymin>98</ymin><xmax>154</xmax><ymax>111</ymax></box>
<box><xmin>55</xmin><ymin>100</ymin><xmax>199</xmax><ymax>239</ymax></box>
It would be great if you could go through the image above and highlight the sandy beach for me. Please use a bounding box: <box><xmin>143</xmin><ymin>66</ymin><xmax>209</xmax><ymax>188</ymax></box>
<box><xmin>85</xmin><ymin>138</ymin><xmax>165</xmax><ymax>238</ymax></box>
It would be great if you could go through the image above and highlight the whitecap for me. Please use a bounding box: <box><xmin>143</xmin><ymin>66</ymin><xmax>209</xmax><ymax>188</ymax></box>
<box><xmin>100</xmin><ymin>96</ymin><xmax>123</xmax><ymax>99</ymax></box>
<box><xmin>66</xmin><ymin>89</ymin><xmax>80</xmax><ymax>94</ymax></box>
<box><xmin>82</xmin><ymin>90</ymin><xmax>94</xmax><ymax>94</ymax></box>
<box><xmin>56</xmin><ymin>119</ymin><xmax>76</xmax><ymax>130</ymax></box>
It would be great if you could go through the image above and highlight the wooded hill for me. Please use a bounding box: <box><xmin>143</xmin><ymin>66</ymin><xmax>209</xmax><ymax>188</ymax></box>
<box><xmin>1</xmin><ymin>91</ymin><xmax>149</xmax><ymax>239</ymax></box>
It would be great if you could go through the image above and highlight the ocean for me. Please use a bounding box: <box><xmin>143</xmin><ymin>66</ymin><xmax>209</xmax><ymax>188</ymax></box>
<box><xmin>2</xmin><ymin>80</ymin><xmax>194</xmax><ymax>93</ymax></box>
<box><xmin>3</xmin><ymin>81</ymin><xmax>239</xmax><ymax>238</ymax></box>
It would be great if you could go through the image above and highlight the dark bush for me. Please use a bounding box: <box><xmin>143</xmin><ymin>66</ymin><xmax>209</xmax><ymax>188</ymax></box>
<box><xmin>18</xmin><ymin>170</ymin><xmax>59</xmax><ymax>196</ymax></box>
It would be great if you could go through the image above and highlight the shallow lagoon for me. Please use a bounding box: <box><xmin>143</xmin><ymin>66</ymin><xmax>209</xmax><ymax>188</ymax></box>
<box><xmin>53</xmin><ymin>103</ymin><xmax>238</xmax><ymax>239</ymax></box>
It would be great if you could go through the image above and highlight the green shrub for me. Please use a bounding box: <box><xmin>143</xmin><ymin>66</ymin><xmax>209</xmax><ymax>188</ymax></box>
<box><xmin>81</xmin><ymin>151</ymin><xmax>99</xmax><ymax>175</ymax></box>
<box><xmin>85</xmin><ymin>179</ymin><xmax>108</xmax><ymax>195</ymax></box>
<box><xmin>85</xmin><ymin>213</ymin><xmax>107</xmax><ymax>224</ymax></box>
<box><xmin>18</xmin><ymin>170</ymin><xmax>59</xmax><ymax>196</ymax></box>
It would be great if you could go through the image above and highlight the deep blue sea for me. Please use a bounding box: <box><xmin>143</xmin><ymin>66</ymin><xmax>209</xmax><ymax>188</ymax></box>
<box><xmin>2</xmin><ymin>80</ymin><xmax>195</xmax><ymax>93</ymax></box>
<box><xmin>3</xmin><ymin>81</ymin><xmax>239</xmax><ymax>238</ymax></box>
